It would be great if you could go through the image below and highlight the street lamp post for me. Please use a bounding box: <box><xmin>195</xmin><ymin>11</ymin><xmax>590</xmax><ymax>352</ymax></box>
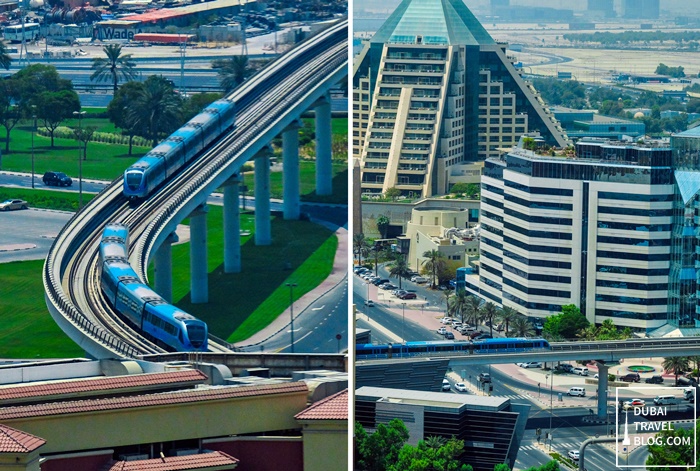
<box><xmin>72</xmin><ymin>110</ymin><xmax>86</xmax><ymax>209</ymax></box>
<box><xmin>401</xmin><ymin>302</ymin><xmax>406</xmax><ymax>344</ymax></box>
<box><xmin>286</xmin><ymin>282</ymin><xmax>297</xmax><ymax>353</ymax></box>
<box><xmin>31</xmin><ymin>114</ymin><xmax>36</xmax><ymax>189</ymax></box>
<box><xmin>548</xmin><ymin>373</ymin><xmax>554</xmax><ymax>451</ymax></box>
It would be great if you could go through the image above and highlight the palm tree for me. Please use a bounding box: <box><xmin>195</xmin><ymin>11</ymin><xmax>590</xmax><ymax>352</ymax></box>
<box><xmin>421</xmin><ymin>250</ymin><xmax>446</xmax><ymax>289</ymax></box>
<box><xmin>90</xmin><ymin>44</ymin><xmax>138</xmax><ymax>94</ymax></box>
<box><xmin>0</xmin><ymin>40</ymin><xmax>11</xmax><ymax>70</ymax></box>
<box><xmin>498</xmin><ymin>306</ymin><xmax>519</xmax><ymax>337</ymax></box>
<box><xmin>482</xmin><ymin>302</ymin><xmax>498</xmax><ymax>337</ymax></box>
<box><xmin>662</xmin><ymin>356</ymin><xmax>690</xmax><ymax>385</ymax></box>
<box><xmin>576</xmin><ymin>324</ymin><xmax>598</xmax><ymax>341</ymax></box>
<box><xmin>424</xmin><ymin>435</ymin><xmax>447</xmax><ymax>449</ymax></box>
<box><xmin>215</xmin><ymin>55</ymin><xmax>252</xmax><ymax>93</ymax></box>
<box><xmin>463</xmin><ymin>295</ymin><xmax>481</xmax><ymax>327</ymax></box>
<box><xmin>128</xmin><ymin>76</ymin><xmax>183</xmax><ymax>146</ymax></box>
<box><xmin>510</xmin><ymin>316</ymin><xmax>535</xmax><ymax>337</ymax></box>
<box><xmin>353</xmin><ymin>232</ymin><xmax>370</xmax><ymax>266</ymax></box>
<box><xmin>388</xmin><ymin>254</ymin><xmax>409</xmax><ymax>289</ymax></box>
<box><xmin>690</xmin><ymin>356</ymin><xmax>700</xmax><ymax>384</ymax></box>
<box><xmin>450</xmin><ymin>289</ymin><xmax>470</xmax><ymax>323</ymax></box>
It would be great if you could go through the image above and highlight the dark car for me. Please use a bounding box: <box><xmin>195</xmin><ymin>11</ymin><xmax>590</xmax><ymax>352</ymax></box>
<box><xmin>444</xmin><ymin>331</ymin><xmax>455</xmax><ymax>340</ymax></box>
<box><xmin>477</xmin><ymin>372</ymin><xmax>491</xmax><ymax>383</ymax></box>
<box><xmin>42</xmin><ymin>171</ymin><xmax>72</xmax><ymax>187</ymax></box>
<box><xmin>619</xmin><ymin>373</ymin><xmax>641</xmax><ymax>383</ymax></box>
<box><xmin>645</xmin><ymin>375</ymin><xmax>664</xmax><ymax>384</ymax></box>
<box><xmin>399</xmin><ymin>292</ymin><xmax>417</xmax><ymax>300</ymax></box>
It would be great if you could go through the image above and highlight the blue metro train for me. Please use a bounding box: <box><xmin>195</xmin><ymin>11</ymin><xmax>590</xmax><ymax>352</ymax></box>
<box><xmin>123</xmin><ymin>98</ymin><xmax>236</xmax><ymax>198</ymax></box>
<box><xmin>356</xmin><ymin>338</ymin><xmax>551</xmax><ymax>360</ymax></box>
<box><xmin>99</xmin><ymin>223</ymin><xmax>208</xmax><ymax>351</ymax></box>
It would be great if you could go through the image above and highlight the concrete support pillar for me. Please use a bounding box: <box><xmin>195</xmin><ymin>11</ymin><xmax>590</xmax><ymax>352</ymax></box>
<box><xmin>596</xmin><ymin>363</ymin><xmax>609</xmax><ymax>419</ymax></box>
<box><xmin>315</xmin><ymin>92</ymin><xmax>332</xmax><ymax>196</ymax></box>
<box><xmin>223</xmin><ymin>174</ymin><xmax>241</xmax><ymax>273</ymax></box>
<box><xmin>283</xmin><ymin>120</ymin><xmax>301</xmax><ymax>220</ymax></box>
<box><xmin>254</xmin><ymin>147</ymin><xmax>272</xmax><ymax>246</ymax></box>
<box><xmin>154</xmin><ymin>232</ymin><xmax>179</xmax><ymax>303</ymax></box>
<box><xmin>189</xmin><ymin>204</ymin><xmax>209</xmax><ymax>304</ymax></box>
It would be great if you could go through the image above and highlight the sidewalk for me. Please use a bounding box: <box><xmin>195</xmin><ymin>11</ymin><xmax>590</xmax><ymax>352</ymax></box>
<box><xmin>234</xmin><ymin>225</ymin><xmax>348</xmax><ymax>347</ymax></box>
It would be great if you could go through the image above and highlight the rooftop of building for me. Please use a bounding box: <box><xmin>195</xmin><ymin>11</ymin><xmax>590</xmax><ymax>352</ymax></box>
<box><xmin>675</xmin><ymin>126</ymin><xmax>700</xmax><ymax>138</ymax></box>
<box><xmin>356</xmin><ymin>386</ymin><xmax>510</xmax><ymax>412</ymax></box>
<box><xmin>295</xmin><ymin>389</ymin><xmax>348</xmax><ymax>420</ymax></box>
<box><xmin>0</xmin><ymin>425</ymin><xmax>45</xmax><ymax>453</ymax></box>
<box><xmin>371</xmin><ymin>0</ymin><xmax>496</xmax><ymax>46</ymax></box>
<box><xmin>102</xmin><ymin>451</ymin><xmax>238</xmax><ymax>471</ymax></box>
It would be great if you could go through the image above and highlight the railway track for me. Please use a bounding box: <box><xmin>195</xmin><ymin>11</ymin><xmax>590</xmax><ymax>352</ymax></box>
<box><xmin>43</xmin><ymin>20</ymin><xmax>348</xmax><ymax>358</ymax></box>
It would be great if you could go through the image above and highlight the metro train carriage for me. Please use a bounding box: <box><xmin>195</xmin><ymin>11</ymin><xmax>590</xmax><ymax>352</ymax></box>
<box><xmin>123</xmin><ymin>98</ymin><xmax>235</xmax><ymax>199</ymax></box>
<box><xmin>356</xmin><ymin>338</ymin><xmax>551</xmax><ymax>360</ymax></box>
<box><xmin>142</xmin><ymin>302</ymin><xmax>208</xmax><ymax>351</ymax></box>
<box><xmin>99</xmin><ymin>223</ymin><xmax>209</xmax><ymax>352</ymax></box>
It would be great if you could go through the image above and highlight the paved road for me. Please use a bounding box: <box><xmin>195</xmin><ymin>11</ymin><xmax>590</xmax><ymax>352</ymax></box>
<box><xmin>0</xmin><ymin>208</ymin><xmax>72</xmax><ymax>262</ymax></box>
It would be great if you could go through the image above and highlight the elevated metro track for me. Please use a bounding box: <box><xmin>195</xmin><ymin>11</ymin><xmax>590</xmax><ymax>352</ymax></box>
<box><xmin>356</xmin><ymin>337</ymin><xmax>700</xmax><ymax>367</ymax></box>
<box><xmin>43</xmin><ymin>19</ymin><xmax>348</xmax><ymax>359</ymax></box>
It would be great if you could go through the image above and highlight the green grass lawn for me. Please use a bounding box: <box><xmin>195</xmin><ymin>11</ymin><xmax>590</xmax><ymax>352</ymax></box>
<box><xmin>0</xmin><ymin>188</ymin><xmax>95</xmax><ymax>211</ymax></box>
<box><xmin>149</xmin><ymin>206</ymin><xmax>338</xmax><ymax>343</ymax></box>
<box><xmin>0</xmin><ymin>260</ymin><xmax>85</xmax><ymax>358</ymax></box>
<box><xmin>1</xmin><ymin>118</ymin><xmax>348</xmax><ymax>204</ymax></box>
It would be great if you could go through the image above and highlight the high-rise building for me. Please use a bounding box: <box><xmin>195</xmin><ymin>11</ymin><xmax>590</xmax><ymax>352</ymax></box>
<box><xmin>588</xmin><ymin>0</ymin><xmax>615</xmax><ymax>18</ymax></box>
<box><xmin>466</xmin><ymin>138</ymin><xmax>674</xmax><ymax>332</ymax></box>
<box><xmin>621</xmin><ymin>0</ymin><xmax>660</xmax><ymax>19</ymax></box>
<box><xmin>353</xmin><ymin>0</ymin><xmax>568</xmax><ymax>198</ymax></box>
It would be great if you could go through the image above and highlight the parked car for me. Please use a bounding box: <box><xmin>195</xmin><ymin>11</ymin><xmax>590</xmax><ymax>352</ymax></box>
<box><xmin>42</xmin><ymin>171</ymin><xmax>72</xmax><ymax>187</ymax></box>
<box><xmin>400</xmin><ymin>292</ymin><xmax>417</xmax><ymax>300</ymax></box>
<box><xmin>518</xmin><ymin>362</ymin><xmax>542</xmax><ymax>369</ymax></box>
<box><xmin>437</xmin><ymin>327</ymin><xmax>447</xmax><ymax>335</ymax></box>
<box><xmin>452</xmin><ymin>321</ymin><xmax>462</xmax><ymax>329</ymax></box>
<box><xmin>645</xmin><ymin>375</ymin><xmax>664</xmax><ymax>384</ymax></box>
<box><xmin>619</xmin><ymin>373</ymin><xmax>641</xmax><ymax>383</ymax></box>
<box><xmin>477</xmin><ymin>373</ymin><xmax>491</xmax><ymax>383</ymax></box>
<box><xmin>469</xmin><ymin>331</ymin><xmax>483</xmax><ymax>339</ymax></box>
<box><xmin>455</xmin><ymin>382</ymin><xmax>468</xmax><ymax>392</ymax></box>
<box><xmin>0</xmin><ymin>199</ymin><xmax>28</xmax><ymax>211</ymax></box>
<box><xmin>373</xmin><ymin>278</ymin><xmax>390</xmax><ymax>286</ymax></box>
<box><xmin>477</xmin><ymin>334</ymin><xmax>492</xmax><ymax>339</ymax></box>
<box><xmin>440</xmin><ymin>317</ymin><xmax>454</xmax><ymax>324</ymax></box>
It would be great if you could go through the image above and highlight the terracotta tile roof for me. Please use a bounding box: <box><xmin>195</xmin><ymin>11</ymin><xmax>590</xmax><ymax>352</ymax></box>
<box><xmin>0</xmin><ymin>371</ymin><xmax>208</xmax><ymax>403</ymax></box>
<box><xmin>295</xmin><ymin>389</ymin><xmax>348</xmax><ymax>420</ymax></box>
<box><xmin>105</xmin><ymin>451</ymin><xmax>238</xmax><ymax>470</ymax></box>
<box><xmin>0</xmin><ymin>382</ymin><xmax>308</xmax><ymax>420</ymax></box>
<box><xmin>0</xmin><ymin>425</ymin><xmax>45</xmax><ymax>453</ymax></box>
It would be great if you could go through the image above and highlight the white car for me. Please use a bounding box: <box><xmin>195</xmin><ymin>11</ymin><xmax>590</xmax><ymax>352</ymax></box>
<box><xmin>519</xmin><ymin>362</ymin><xmax>542</xmax><ymax>369</ymax></box>
<box><xmin>364</xmin><ymin>300</ymin><xmax>374</xmax><ymax>307</ymax></box>
<box><xmin>437</xmin><ymin>327</ymin><xmax>447</xmax><ymax>335</ymax></box>
<box><xmin>0</xmin><ymin>199</ymin><xmax>28</xmax><ymax>211</ymax></box>
<box><xmin>568</xmin><ymin>450</ymin><xmax>579</xmax><ymax>461</ymax></box>
<box><xmin>455</xmin><ymin>382</ymin><xmax>468</xmax><ymax>392</ymax></box>
<box><xmin>440</xmin><ymin>317</ymin><xmax>454</xmax><ymax>324</ymax></box>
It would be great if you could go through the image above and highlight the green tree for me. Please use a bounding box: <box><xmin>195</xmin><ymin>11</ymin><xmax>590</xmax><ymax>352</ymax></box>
<box><xmin>662</xmin><ymin>356</ymin><xmax>690</xmax><ymax>385</ymax></box>
<box><xmin>0</xmin><ymin>40</ymin><xmax>11</xmax><ymax>70</ymax></box>
<box><xmin>385</xmin><ymin>186</ymin><xmax>402</xmax><ymax>201</ymax></box>
<box><xmin>449</xmin><ymin>289</ymin><xmax>469</xmax><ymax>324</ymax></box>
<box><xmin>523</xmin><ymin>462</ymin><xmax>560</xmax><ymax>471</ymax></box>
<box><xmin>376</xmin><ymin>214</ymin><xmax>390</xmax><ymax>239</ymax></box>
<box><xmin>543</xmin><ymin>305</ymin><xmax>589</xmax><ymax>341</ymax></box>
<box><xmin>0</xmin><ymin>79</ymin><xmax>21</xmax><ymax>154</ymax></box>
<box><xmin>510</xmin><ymin>316</ymin><xmax>535</xmax><ymax>337</ymax></box>
<box><xmin>424</xmin><ymin>435</ymin><xmax>447</xmax><ymax>450</ymax></box>
<box><xmin>389</xmin><ymin>437</ymin><xmax>473</xmax><ymax>471</ymax></box>
<box><xmin>73</xmin><ymin>125</ymin><xmax>96</xmax><ymax>161</ymax></box>
<box><xmin>482</xmin><ymin>302</ymin><xmax>498</xmax><ymax>337</ymax></box>
<box><xmin>645</xmin><ymin>421</ymin><xmax>698</xmax><ymax>469</ymax></box>
<box><xmin>498</xmin><ymin>306</ymin><xmax>519</xmax><ymax>337</ymax></box>
<box><xmin>355</xmin><ymin>419</ymin><xmax>409</xmax><ymax>471</ymax></box>
<box><xmin>494</xmin><ymin>464</ymin><xmax>512</xmax><ymax>471</ymax></box>
<box><xmin>182</xmin><ymin>92</ymin><xmax>224</xmax><ymax>122</ymax></box>
<box><xmin>128</xmin><ymin>75</ymin><xmax>183</xmax><ymax>146</ymax></box>
<box><xmin>36</xmin><ymin>90</ymin><xmax>81</xmax><ymax>147</ymax></box>
<box><xmin>388</xmin><ymin>254</ymin><xmax>410</xmax><ymax>289</ymax></box>
<box><xmin>422</xmin><ymin>249</ymin><xmax>446</xmax><ymax>289</ymax></box>
<box><xmin>90</xmin><ymin>44</ymin><xmax>138</xmax><ymax>94</ymax></box>
<box><xmin>214</xmin><ymin>55</ymin><xmax>252</xmax><ymax>93</ymax></box>
<box><xmin>463</xmin><ymin>295</ymin><xmax>481</xmax><ymax>327</ymax></box>
<box><xmin>107</xmin><ymin>80</ymin><xmax>144</xmax><ymax>155</ymax></box>
<box><xmin>353</xmin><ymin>232</ymin><xmax>370</xmax><ymax>266</ymax></box>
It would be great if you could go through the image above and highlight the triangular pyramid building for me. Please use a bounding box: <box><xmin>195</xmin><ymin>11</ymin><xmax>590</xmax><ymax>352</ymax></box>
<box><xmin>353</xmin><ymin>0</ymin><xmax>569</xmax><ymax>197</ymax></box>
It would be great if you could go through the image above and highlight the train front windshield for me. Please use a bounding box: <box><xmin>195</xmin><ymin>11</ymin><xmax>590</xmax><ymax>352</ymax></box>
<box><xmin>125</xmin><ymin>171</ymin><xmax>144</xmax><ymax>192</ymax></box>
<box><xmin>186</xmin><ymin>323</ymin><xmax>207</xmax><ymax>349</ymax></box>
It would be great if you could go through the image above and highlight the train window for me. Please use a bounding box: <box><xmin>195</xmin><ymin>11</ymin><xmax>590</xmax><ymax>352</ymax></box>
<box><xmin>436</xmin><ymin>345</ymin><xmax>454</xmax><ymax>352</ymax></box>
